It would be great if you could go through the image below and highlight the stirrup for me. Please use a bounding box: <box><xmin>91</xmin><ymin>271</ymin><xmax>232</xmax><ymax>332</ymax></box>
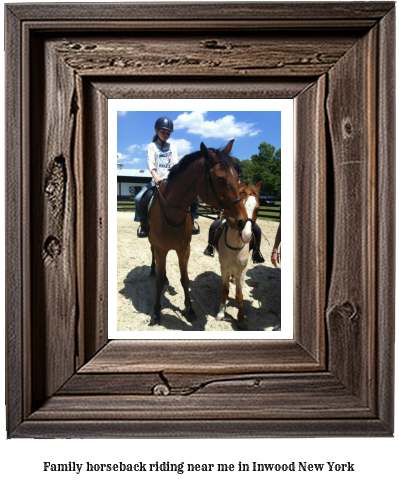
<box><xmin>192</xmin><ymin>221</ymin><xmax>200</xmax><ymax>235</ymax></box>
<box><xmin>252</xmin><ymin>249</ymin><xmax>265</xmax><ymax>263</ymax></box>
<box><xmin>137</xmin><ymin>224</ymin><xmax>149</xmax><ymax>238</ymax></box>
<box><xmin>204</xmin><ymin>244</ymin><xmax>214</xmax><ymax>257</ymax></box>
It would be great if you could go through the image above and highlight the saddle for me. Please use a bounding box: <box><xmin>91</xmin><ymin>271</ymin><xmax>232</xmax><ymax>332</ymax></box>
<box><xmin>139</xmin><ymin>185</ymin><xmax>158</xmax><ymax>229</ymax></box>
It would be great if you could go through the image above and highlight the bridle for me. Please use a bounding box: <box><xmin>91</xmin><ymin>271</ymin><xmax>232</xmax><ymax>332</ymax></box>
<box><xmin>223</xmin><ymin>191</ymin><xmax>259</xmax><ymax>251</ymax></box>
<box><xmin>206</xmin><ymin>155</ymin><xmax>242</xmax><ymax>218</ymax></box>
<box><xmin>157</xmin><ymin>153</ymin><xmax>243</xmax><ymax>230</ymax></box>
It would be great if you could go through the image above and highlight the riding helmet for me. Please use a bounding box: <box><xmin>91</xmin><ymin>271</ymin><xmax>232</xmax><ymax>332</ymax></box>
<box><xmin>154</xmin><ymin>116</ymin><xmax>174</xmax><ymax>132</ymax></box>
<box><xmin>234</xmin><ymin>162</ymin><xmax>242</xmax><ymax>175</ymax></box>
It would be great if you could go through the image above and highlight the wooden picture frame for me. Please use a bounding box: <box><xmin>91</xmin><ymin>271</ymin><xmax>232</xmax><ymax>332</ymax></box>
<box><xmin>5</xmin><ymin>2</ymin><xmax>395</xmax><ymax>438</ymax></box>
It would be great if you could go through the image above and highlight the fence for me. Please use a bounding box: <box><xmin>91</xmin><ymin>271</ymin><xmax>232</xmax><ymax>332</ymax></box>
<box><xmin>117</xmin><ymin>200</ymin><xmax>280</xmax><ymax>222</ymax></box>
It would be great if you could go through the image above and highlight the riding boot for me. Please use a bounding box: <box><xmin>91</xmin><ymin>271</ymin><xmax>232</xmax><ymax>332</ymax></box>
<box><xmin>204</xmin><ymin>244</ymin><xmax>214</xmax><ymax>257</ymax></box>
<box><xmin>252</xmin><ymin>248</ymin><xmax>265</xmax><ymax>263</ymax></box>
<box><xmin>137</xmin><ymin>223</ymin><xmax>149</xmax><ymax>238</ymax></box>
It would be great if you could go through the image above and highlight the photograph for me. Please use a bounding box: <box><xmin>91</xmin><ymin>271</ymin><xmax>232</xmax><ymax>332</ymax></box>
<box><xmin>109</xmin><ymin>102</ymin><xmax>293</xmax><ymax>338</ymax></box>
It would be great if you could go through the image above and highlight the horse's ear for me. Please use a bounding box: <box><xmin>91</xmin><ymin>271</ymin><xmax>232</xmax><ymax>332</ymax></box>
<box><xmin>200</xmin><ymin>141</ymin><xmax>215</xmax><ymax>162</ymax></box>
<box><xmin>222</xmin><ymin>139</ymin><xmax>235</xmax><ymax>154</ymax></box>
<box><xmin>255</xmin><ymin>181</ymin><xmax>262</xmax><ymax>193</ymax></box>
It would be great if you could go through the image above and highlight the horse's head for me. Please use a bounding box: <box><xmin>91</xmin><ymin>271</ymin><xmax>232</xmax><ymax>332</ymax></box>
<box><xmin>200</xmin><ymin>140</ymin><xmax>248</xmax><ymax>232</ymax></box>
<box><xmin>239</xmin><ymin>181</ymin><xmax>262</xmax><ymax>243</ymax></box>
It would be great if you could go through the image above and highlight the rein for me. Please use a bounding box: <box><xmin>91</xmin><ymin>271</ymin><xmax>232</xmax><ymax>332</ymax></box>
<box><xmin>156</xmin><ymin>180</ymin><xmax>190</xmax><ymax>230</ymax></box>
<box><xmin>223</xmin><ymin>224</ymin><xmax>245</xmax><ymax>251</ymax></box>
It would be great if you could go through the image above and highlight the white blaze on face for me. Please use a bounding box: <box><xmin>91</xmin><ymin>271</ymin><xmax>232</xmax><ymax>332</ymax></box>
<box><xmin>241</xmin><ymin>195</ymin><xmax>256</xmax><ymax>243</ymax></box>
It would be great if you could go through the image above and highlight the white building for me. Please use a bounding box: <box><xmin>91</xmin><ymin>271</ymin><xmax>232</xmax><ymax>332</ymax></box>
<box><xmin>117</xmin><ymin>164</ymin><xmax>152</xmax><ymax>200</ymax></box>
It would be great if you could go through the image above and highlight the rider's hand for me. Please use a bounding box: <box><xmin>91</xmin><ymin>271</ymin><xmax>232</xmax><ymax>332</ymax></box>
<box><xmin>153</xmin><ymin>174</ymin><xmax>162</xmax><ymax>185</ymax></box>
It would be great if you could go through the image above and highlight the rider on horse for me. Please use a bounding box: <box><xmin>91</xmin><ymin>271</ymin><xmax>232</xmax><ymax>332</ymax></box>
<box><xmin>135</xmin><ymin>116</ymin><xmax>200</xmax><ymax>237</ymax></box>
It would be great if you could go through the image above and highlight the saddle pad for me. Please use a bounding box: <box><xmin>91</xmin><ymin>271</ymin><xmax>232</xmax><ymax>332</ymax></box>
<box><xmin>140</xmin><ymin>185</ymin><xmax>157</xmax><ymax>222</ymax></box>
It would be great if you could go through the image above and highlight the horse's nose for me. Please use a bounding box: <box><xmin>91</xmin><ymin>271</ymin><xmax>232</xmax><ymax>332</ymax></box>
<box><xmin>237</xmin><ymin>219</ymin><xmax>246</xmax><ymax>232</ymax></box>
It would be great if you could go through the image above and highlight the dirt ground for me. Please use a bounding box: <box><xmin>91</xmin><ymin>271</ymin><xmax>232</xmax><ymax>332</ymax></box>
<box><xmin>117</xmin><ymin>212</ymin><xmax>281</xmax><ymax>332</ymax></box>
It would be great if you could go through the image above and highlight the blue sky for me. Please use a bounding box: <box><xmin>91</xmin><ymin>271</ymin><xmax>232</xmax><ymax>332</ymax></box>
<box><xmin>117</xmin><ymin>111</ymin><xmax>281</xmax><ymax>170</ymax></box>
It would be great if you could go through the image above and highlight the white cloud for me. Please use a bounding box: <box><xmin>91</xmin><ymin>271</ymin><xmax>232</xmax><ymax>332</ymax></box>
<box><xmin>126</xmin><ymin>143</ymin><xmax>149</xmax><ymax>154</ymax></box>
<box><xmin>117</xmin><ymin>152</ymin><xmax>143</xmax><ymax>166</ymax></box>
<box><xmin>119</xmin><ymin>139</ymin><xmax>193</xmax><ymax>165</ymax></box>
<box><xmin>117</xmin><ymin>152</ymin><xmax>129</xmax><ymax>161</ymax></box>
<box><xmin>118</xmin><ymin>111</ymin><xmax>127</xmax><ymax>116</ymax></box>
<box><xmin>128</xmin><ymin>158</ymin><xmax>142</xmax><ymax>166</ymax></box>
<box><xmin>173</xmin><ymin>111</ymin><xmax>261</xmax><ymax>139</ymax></box>
<box><xmin>170</xmin><ymin>138</ymin><xmax>193</xmax><ymax>159</ymax></box>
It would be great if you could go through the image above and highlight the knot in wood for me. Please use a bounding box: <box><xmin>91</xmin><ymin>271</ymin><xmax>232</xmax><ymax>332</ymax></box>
<box><xmin>152</xmin><ymin>383</ymin><xmax>170</xmax><ymax>396</ymax></box>
<box><xmin>201</xmin><ymin>40</ymin><xmax>227</xmax><ymax>50</ymax></box>
<box><xmin>44</xmin><ymin>236</ymin><xmax>61</xmax><ymax>257</ymax></box>
<box><xmin>45</xmin><ymin>181</ymin><xmax>56</xmax><ymax>196</ymax></box>
<box><xmin>343</xmin><ymin>119</ymin><xmax>353</xmax><ymax>137</ymax></box>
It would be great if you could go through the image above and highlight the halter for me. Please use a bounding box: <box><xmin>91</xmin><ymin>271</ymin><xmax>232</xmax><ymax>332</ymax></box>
<box><xmin>223</xmin><ymin>192</ymin><xmax>259</xmax><ymax>251</ymax></box>
<box><xmin>206</xmin><ymin>157</ymin><xmax>242</xmax><ymax>217</ymax></box>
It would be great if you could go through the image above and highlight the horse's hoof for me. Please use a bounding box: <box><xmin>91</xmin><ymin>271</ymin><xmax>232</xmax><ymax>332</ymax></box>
<box><xmin>216</xmin><ymin>305</ymin><xmax>226</xmax><ymax>321</ymax></box>
<box><xmin>184</xmin><ymin>308</ymin><xmax>196</xmax><ymax>322</ymax></box>
<box><xmin>150</xmin><ymin>314</ymin><xmax>160</xmax><ymax>326</ymax></box>
<box><xmin>237</xmin><ymin>322</ymin><xmax>247</xmax><ymax>330</ymax></box>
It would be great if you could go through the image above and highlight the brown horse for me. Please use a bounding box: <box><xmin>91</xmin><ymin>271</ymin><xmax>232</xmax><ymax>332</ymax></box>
<box><xmin>215</xmin><ymin>181</ymin><xmax>262</xmax><ymax>330</ymax></box>
<box><xmin>147</xmin><ymin>140</ymin><xmax>248</xmax><ymax>326</ymax></box>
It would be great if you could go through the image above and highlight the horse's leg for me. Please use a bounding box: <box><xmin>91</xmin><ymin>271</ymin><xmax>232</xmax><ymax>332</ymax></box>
<box><xmin>150</xmin><ymin>244</ymin><xmax>168</xmax><ymax>284</ymax></box>
<box><xmin>149</xmin><ymin>244</ymin><xmax>156</xmax><ymax>278</ymax></box>
<box><xmin>177</xmin><ymin>244</ymin><xmax>196</xmax><ymax>322</ymax></box>
<box><xmin>216</xmin><ymin>269</ymin><xmax>229</xmax><ymax>321</ymax></box>
<box><xmin>150</xmin><ymin>247</ymin><xmax>167</xmax><ymax>325</ymax></box>
<box><xmin>235</xmin><ymin>271</ymin><xmax>246</xmax><ymax>330</ymax></box>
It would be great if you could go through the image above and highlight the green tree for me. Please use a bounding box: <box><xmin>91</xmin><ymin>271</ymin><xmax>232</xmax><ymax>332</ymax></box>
<box><xmin>235</xmin><ymin>143</ymin><xmax>281</xmax><ymax>197</ymax></box>
<box><xmin>236</xmin><ymin>158</ymin><xmax>252</xmax><ymax>182</ymax></box>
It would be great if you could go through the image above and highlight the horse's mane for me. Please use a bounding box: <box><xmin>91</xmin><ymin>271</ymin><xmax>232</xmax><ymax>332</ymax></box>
<box><xmin>239</xmin><ymin>181</ymin><xmax>260</xmax><ymax>198</ymax></box>
<box><xmin>168</xmin><ymin>148</ymin><xmax>234</xmax><ymax>181</ymax></box>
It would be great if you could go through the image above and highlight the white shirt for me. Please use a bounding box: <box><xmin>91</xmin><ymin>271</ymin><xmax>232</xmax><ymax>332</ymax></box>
<box><xmin>147</xmin><ymin>141</ymin><xmax>179</xmax><ymax>180</ymax></box>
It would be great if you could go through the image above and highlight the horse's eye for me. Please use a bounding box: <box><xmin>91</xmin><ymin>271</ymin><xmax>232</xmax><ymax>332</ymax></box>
<box><xmin>217</xmin><ymin>177</ymin><xmax>225</xmax><ymax>184</ymax></box>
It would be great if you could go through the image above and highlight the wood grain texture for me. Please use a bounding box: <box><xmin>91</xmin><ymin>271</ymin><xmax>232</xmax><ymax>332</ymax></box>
<box><xmin>91</xmin><ymin>79</ymin><xmax>312</xmax><ymax>100</ymax></box>
<box><xmin>5</xmin><ymin>5</ymin><xmax>25</xmax><ymax>436</ymax></box>
<box><xmin>53</xmin><ymin>33</ymin><xmax>360</xmax><ymax>78</ymax></box>
<box><xmin>5</xmin><ymin>2</ymin><xmax>395</xmax><ymax>438</ymax></box>
<box><xmin>325</xmin><ymin>25</ymin><xmax>377</xmax><ymax>404</ymax></box>
<box><xmin>294</xmin><ymin>76</ymin><xmax>326</xmax><ymax>364</ymax></box>
<box><xmin>6</xmin><ymin>2</ymin><xmax>394</xmax><ymax>22</ymax></box>
<box><xmin>29</xmin><ymin>392</ymin><xmax>371</xmax><ymax>421</ymax></box>
<box><xmin>79</xmin><ymin>340</ymin><xmax>321</xmax><ymax>374</ymax></box>
<box><xmin>30</xmin><ymin>36</ymin><xmax>78</xmax><ymax>407</ymax></box>
<box><xmin>81</xmin><ymin>81</ymin><xmax>109</xmax><ymax>362</ymax></box>
<box><xmin>375</xmin><ymin>5</ymin><xmax>396</xmax><ymax>431</ymax></box>
<box><xmin>14</xmin><ymin>418</ymin><xmax>390</xmax><ymax>439</ymax></box>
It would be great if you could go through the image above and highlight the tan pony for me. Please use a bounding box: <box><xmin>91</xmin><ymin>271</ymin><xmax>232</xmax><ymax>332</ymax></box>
<box><xmin>216</xmin><ymin>181</ymin><xmax>262</xmax><ymax>330</ymax></box>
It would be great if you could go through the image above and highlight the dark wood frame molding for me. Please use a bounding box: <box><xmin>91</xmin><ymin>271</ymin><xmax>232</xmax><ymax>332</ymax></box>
<box><xmin>5</xmin><ymin>2</ymin><xmax>395</xmax><ymax>438</ymax></box>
